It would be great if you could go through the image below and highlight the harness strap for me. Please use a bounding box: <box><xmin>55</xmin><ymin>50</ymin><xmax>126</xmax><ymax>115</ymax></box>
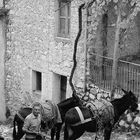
<box><xmin>75</xmin><ymin>107</ymin><xmax>84</xmax><ymax>123</ymax></box>
<box><xmin>72</xmin><ymin>118</ymin><xmax>92</xmax><ymax>126</ymax></box>
<box><xmin>17</xmin><ymin>112</ymin><xmax>25</xmax><ymax>122</ymax></box>
<box><xmin>73</xmin><ymin>105</ymin><xmax>112</xmax><ymax>127</ymax></box>
<box><xmin>72</xmin><ymin>107</ymin><xmax>92</xmax><ymax>126</ymax></box>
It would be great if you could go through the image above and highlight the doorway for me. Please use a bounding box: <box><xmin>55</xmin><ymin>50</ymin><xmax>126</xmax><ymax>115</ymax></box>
<box><xmin>60</xmin><ymin>75</ymin><xmax>67</xmax><ymax>101</ymax></box>
<box><xmin>52</xmin><ymin>73</ymin><xmax>67</xmax><ymax>103</ymax></box>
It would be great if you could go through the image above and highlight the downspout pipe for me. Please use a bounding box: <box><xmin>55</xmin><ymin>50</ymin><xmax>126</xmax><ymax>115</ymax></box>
<box><xmin>69</xmin><ymin>3</ymin><xmax>85</xmax><ymax>97</ymax></box>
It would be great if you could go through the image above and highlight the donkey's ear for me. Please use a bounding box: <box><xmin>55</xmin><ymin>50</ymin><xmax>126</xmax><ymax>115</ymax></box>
<box><xmin>122</xmin><ymin>88</ymin><xmax>128</xmax><ymax>94</ymax></box>
<box><xmin>129</xmin><ymin>90</ymin><xmax>132</xmax><ymax>93</ymax></box>
<box><xmin>72</xmin><ymin>92</ymin><xmax>74</xmax><ymax>97</ymax></box>
<box><xmin>72</xmin><ymin>92</ymin><xmax>75</xmax><ymax>98</ymax></box>
<box><xmin>72</xmin><ymin>92</ymin><xmax>77</xmax><ymax>98</ymax></box>
<box><xmin>72</xmin><ymin>92</ymin><xmax>80</xmax><ymax>101</ymax></box>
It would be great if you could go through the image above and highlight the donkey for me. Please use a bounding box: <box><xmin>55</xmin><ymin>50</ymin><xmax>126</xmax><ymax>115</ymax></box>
<box><xmin>12</xmin><ymin>93</ymin><xmax>82</xmax><ymax>140</ymax></box>
<box><xmin>64</xmin><ymin>89</ymin><xmax>139</xmax><ymax>140</ymax></box>
<box><xmin>50</xmin><ymin>93</ymin><xmax>82</xmax><ymax>140</ymax></box>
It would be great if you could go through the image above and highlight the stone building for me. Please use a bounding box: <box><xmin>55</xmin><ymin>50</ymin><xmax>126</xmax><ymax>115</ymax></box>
<box><xmin>0</xmin><ymin>0</ymin><xmax>87</xmax><ymax>121</ymax></box>
<box><xmin>0</xmin><ymin>1</ymin><xmax>8</xmax><ymax>121</ymax></box>
<box><xmin>0</xmin><ymin>0</ymin><xmax>140</xmax><ymax>121</ymax></box>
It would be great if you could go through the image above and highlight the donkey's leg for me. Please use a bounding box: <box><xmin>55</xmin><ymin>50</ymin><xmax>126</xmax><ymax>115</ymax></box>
<box><xmin>70</xmin><ymin>126</ymin><xmax>85</xmax><ymax>140</ymax></box>
<box><xmin>16</xmin><ymin>124</ymin><xmax>25</xmax><ymax>140</ymax></box>
<box><xmin>55</xmin><ymin>123</ymin><xmax>62</xmax><ymax>140</ymax></box>
<box><xmin>51</xmin><ymin>126</ymin><xmax>56</xmax><ymax>140</ymax></box>
<box><xmin>69</xmin><ymin>130</ymin><xmax>84</xmax><ymax>140</ymax></box>
<box><xmin>64</xmin><ymin>124</ymin><xmax>84</xmax><ymax>140</ymax></box>
<box><xmin>104</xmin><ymin>125</ymin><xmax>112</xmax><ymax>140</ymax></box>
<box><xmin>64</xmin><ymin>124</ymin><xmax>72</xmax><ymax>140</ymax></box>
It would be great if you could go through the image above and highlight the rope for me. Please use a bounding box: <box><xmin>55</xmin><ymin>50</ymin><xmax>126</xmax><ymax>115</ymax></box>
<box><xmin>86</xmin><ymin>99</ymin><xmax>114</xmax><ymax>140</ymax></box>
<box><xmin>87</xmin><ymin>104</ymin><xmax>103</xmax><ymax>140</ymax></box>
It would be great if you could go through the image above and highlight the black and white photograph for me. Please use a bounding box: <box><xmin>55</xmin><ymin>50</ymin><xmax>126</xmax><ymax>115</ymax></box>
<box><xmin>0</xmin><ymin>0</ymin><xmax>140</xmax><ymax>140</ymax></box>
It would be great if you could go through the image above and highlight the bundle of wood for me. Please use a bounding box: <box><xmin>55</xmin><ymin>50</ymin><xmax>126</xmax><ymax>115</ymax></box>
<box><xmin>86</xmin><ymin>98</ymin><xmax>114</xmax><ymax>125</ymax></box>
<box><xmin>41</xmin><ymin>100</ymin><xmax>62</xmax><ymax>129</ymax></box>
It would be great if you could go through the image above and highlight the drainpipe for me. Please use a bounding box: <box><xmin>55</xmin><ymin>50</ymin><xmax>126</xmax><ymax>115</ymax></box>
<box><xmin>69</xmin><ymin>3</ymin><xmax>85</xmax><ymax>96</ymax></box>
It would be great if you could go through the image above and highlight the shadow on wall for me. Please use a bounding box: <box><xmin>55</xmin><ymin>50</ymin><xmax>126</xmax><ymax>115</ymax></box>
<box><xmin>5</xmin><ymin>106</ymin><xmax>10</xmax><ymax>119</ymax></box>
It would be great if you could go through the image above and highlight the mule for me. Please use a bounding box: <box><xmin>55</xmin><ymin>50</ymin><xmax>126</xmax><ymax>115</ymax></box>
<box><xmin>50</xmin><ymin>93</ymin><xmax>83</xmax><ymax>140</ymax></box>
<box><xmin>51</xmin><ymin>96</ymin><xmax>82</xmax><ymax>140</ymax></box>
<box><xmin>12</xmin><ymin>93</ymin><xmax>82</xmax><ymax>140</ymax></box>
<box><xmin>64</xmin><ymin>89</ymin><xmax>139</xmax><ymax>140</ymax></box>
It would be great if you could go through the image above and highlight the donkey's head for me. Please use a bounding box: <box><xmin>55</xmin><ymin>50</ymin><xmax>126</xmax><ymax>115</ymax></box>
<box><xmin>122</xmin><ymin>89</ymin><xmax>139</xmax><ymax>113</ymax></box>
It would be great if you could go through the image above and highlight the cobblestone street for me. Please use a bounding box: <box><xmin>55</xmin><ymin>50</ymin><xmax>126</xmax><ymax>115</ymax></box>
<box><xmin>1</xmin><ymin>124</ymin><xmax>140</xmax><ymax>140</ymax></box>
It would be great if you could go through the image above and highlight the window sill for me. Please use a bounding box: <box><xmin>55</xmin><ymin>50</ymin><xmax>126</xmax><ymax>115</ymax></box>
<box><xmin>55</xmin><ymin>36</ymin><xmax>71</xmax><ymax>43</ymax></box>
<box><xmin>33</xmin><ymin>90</ymin><xmax>41</xmax><ymax>95</ymax></box>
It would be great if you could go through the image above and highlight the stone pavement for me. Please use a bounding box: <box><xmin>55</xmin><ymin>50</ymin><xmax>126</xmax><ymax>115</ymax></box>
<box><xmin>0</xmin><ymin>124</ymin><xmax>140</xmax><ymax>140</ymax></box>
<box><xmin>77</xmin><ymin>132</ymin><xmax>140</xmax><ymax>140</ymax></box>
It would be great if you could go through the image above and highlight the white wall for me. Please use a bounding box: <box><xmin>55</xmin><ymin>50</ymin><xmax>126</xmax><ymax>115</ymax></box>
<box><xmin>0</xmin><ymin>0</ymin><xmax>3</xmax><ymax>8</ymax></box>
<box><xmin>52</xmin><ymin>72</ymin><xmax>61</xmax><ymax>104</ymax></box>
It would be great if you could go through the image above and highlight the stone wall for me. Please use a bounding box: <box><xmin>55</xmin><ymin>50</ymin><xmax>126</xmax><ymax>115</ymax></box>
<box><xmin>3</xmin><ymin>0</ymin><xmax>86</xmax><ymax>114</ymax></box>
<box><xmin>87</xmin><ymin>2</ymin><xmax>140</xmax><ymax>60</ymax></box>
<box><xmin>77</xmin><ymin>83</ymin><xmax>140</xmax><ymax>135</ymax></box>
<box><xmin>84</xmin><ymin>2</ymin><xmax>140</xmax><ymax>98</ymax></box>
<box><xmin>3</xmin><ymin>0</ymin><xmax>140</xmax><ymax>125</ymax></box>
<box><xmin>0</xmin><ymin>18</ymin><xmax>6</xmax><ymax>121</ymax></box>
<box><xmin>4</xmin><ymin>0</ymin><xmax>49</xmax><ymax>114</ymax></box>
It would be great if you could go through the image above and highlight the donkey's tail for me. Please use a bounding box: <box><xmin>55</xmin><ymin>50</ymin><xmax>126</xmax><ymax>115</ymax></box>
<box><xmin>13</xmin><ymin>114</ymin><xmax>17</xmax><ymax>140</ymax></box>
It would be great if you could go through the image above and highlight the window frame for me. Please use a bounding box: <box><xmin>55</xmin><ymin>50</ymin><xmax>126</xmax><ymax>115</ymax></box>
<box><xmin>57</xmin><ymin>0</ymin><xmax>71</xmax><ymax>38</ymax></box>
<box><xmin>32</xmin><ymin>70</ymin><xmax>42</xmax><ymax>92</ymax></box>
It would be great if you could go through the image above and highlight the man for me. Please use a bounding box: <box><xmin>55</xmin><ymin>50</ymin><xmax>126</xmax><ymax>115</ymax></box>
<box><xmin>22</xmin><ymin>102</ymin><xmax>44</xmax><ymax>140</ymax></box>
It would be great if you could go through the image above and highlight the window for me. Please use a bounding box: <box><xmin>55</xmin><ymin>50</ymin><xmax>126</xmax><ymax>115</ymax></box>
<box><xmin>32</xmin><ymin>70</ymin><xmax>42</xmax><ymax>92</ymax></box>
<box><xmin>58</xmin><ymin>0</ymin><xmax>70</xmax><ymax>38</ymax></box>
